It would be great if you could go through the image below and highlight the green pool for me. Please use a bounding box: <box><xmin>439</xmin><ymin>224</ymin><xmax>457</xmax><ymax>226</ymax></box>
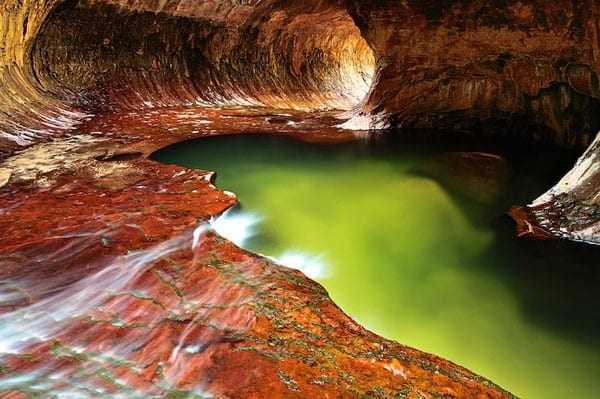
<box><xmin>153</xmin><ymin>133</ymin><xmax>600</xmax><ymax>399</ymax></box>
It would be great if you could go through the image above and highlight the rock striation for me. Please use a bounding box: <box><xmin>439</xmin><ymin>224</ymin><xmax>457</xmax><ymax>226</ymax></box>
<box><xmin>1</xmin><ymin>0</ymin><xmax>599</xmax><ymax>242</ymax></box>
<box><xmin>1</xmin><ymin>0</ymin><xmax>599</xmax><ymax>397</ymax></box>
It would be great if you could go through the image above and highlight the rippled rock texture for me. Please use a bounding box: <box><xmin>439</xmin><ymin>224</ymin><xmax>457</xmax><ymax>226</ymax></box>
<box><xmin>0</xmin><ymin>0</ymin><xmax>599</xmax><ymax>397</ymax></box>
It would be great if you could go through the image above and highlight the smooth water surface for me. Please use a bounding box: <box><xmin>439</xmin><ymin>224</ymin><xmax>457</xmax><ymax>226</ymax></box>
<box><xmin>153</xmin><ymin>134</ymin><xmax>600</xmax><ymax>399</ymax></box>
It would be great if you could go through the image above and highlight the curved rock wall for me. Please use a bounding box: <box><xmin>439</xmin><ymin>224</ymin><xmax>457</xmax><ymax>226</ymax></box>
<box><xmin>0</xmin><ymin>0</ymin><xmax>89</xmax><ymax>158</ymax></box>
<box><xmin>18</xmin><ymin>0</ymin><xmax>375</xmax><ymax>111</ymax></box>
<box><xmin>1</xmin><ymin>0</ymin><xmax>379</xmax><ymax>158</ymax></box>
<box><xmin>0</xmin><ymin>0</ymin><xmax>599</xmax><ymax>269</ymax></box>
<box><xmin>6</xmin><ymin>0</ymin><xmax>600</xmax><ymax>141</ymax></box>
<box><xmin>0</xmin><ymin>0</ymin><xmax>598</xmax><ymax>396</ymax></box>
<box><xmin>347</xmin><ymin>0</ymin><xmax>600</xmax><ymax>142</ymax></box>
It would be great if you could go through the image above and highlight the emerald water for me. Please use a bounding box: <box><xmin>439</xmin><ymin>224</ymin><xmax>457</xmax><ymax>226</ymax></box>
<box><xmin>153</xmin><ymin>133</ymin><xmax>600</xmax><ymax>399</ymax></box>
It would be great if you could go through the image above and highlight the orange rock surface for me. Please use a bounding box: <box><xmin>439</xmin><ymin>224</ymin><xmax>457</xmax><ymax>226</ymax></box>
<box><xmin>1</xmin><ymin>0</ymin><xmax>600</xmax><ymax>396</ymax></box>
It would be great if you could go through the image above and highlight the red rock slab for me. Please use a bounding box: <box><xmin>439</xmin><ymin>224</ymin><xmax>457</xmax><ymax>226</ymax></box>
<box><xmin>0</xmin><ymin>232</ymin><xmax>514</xmax><ymax>398</ymax></box>
<box><xmin>0</xmin><ymin>107</ymin><xmax>515</xmax><ymax>397</ymax></box>
<box><xmin>508</xmin><ymin>206</ymin><xmax>556</xmax><ymax>241</ymax></box>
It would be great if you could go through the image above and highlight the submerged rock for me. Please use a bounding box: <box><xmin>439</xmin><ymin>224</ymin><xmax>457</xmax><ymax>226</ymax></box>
<box><xmin>421</xmin><ymin>152</ymin><xmax>511</xmax><ymax>204</ymax></box>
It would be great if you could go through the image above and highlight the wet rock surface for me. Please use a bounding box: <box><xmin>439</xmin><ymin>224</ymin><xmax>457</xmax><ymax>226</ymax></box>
<box><xmin>0</xmin><ymin>108</ymin><xmax>514</xmax><ymax>398</ymax></box>
<box><xmin>0</xmin><ymin>0</ymin><xmax>599</xmax><ymax>396</ymax></box>
<box><xmin>1</xmin><ymin>0</ymin><xmax>599</xmax><ymax>242</ymax></box>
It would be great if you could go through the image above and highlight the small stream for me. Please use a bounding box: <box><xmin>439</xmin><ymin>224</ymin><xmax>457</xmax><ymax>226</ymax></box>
<box><xmin>153</xmin><ymin>133</ymin><xmax>600</xmax><ymax>399</ymax></box>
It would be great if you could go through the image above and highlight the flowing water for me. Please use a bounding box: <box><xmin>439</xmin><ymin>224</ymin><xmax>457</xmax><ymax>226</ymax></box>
<box><xmin>153</xmin><ymin>133</ymin><xmax>600</xmax><ymax>399</ymax></box>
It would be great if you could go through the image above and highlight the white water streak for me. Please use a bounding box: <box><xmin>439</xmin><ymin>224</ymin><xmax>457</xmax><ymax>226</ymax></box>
<box><xmin>210</xmin><ymin>209</ymin><xmax>328</xmax><ymax>279</ymax></box>
<box><xmin>0</xmin><ymin>225</ymin><xmax>208</xmax><ymax>354</ymax></box>
<box><xmin>209</xmin><ymin>209</ymin><xmax>262</xmax><ymax>247</ymax></box>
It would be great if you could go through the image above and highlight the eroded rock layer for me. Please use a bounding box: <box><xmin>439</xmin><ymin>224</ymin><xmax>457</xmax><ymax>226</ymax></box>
<box><xmin>349</xmin><ymin>1</ymin><xmax>600</xmax><ymax>140</ymax></box>
<box><xmin>0</xmin><ymin>0</ymin><xmax>599</xmax><ymax>396</ymax></box>
<box><xmin>2</xmin><ymin>0</ymin><xmax>599</xmax><ymax>241</ymax></box>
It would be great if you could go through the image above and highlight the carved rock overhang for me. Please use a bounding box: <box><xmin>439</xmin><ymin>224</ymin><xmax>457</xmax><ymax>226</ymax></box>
<box><xmin>2</xmin><ymin>0</ymin><xmax>599</xmax><ymax>243</ymax></box>
<box><xmin>0</xmin><ymin>0</ymin><xmax>599</xmax><ymax>396</ymax></box>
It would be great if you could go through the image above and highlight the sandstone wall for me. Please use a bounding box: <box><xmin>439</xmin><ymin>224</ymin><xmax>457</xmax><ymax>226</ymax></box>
<box><xmin>1</xmin><ymin>0</ymin><xmax>599</xmax><ymax>241</ymax></box>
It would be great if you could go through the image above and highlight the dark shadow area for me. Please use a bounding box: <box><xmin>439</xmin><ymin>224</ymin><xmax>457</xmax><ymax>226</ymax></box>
<box><xmin>492</xmin><ymin>217</ymin><xmax>600</xmax><ymax>340</ymax></box>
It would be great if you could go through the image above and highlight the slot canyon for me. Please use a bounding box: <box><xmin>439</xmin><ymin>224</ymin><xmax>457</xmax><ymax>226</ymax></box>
<box><xmin>1</xmin><ymin>1</ymin><xmax>600</xmax><ymax>398</ymax></box>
